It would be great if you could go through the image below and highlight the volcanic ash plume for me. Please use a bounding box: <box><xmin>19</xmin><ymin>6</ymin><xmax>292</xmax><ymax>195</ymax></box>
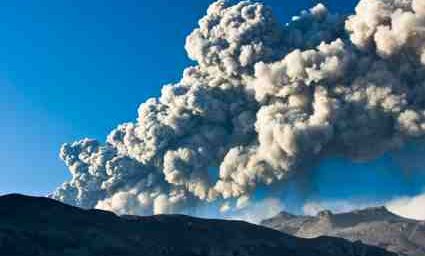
<box><xmin>54</xmin><ymin>0</ymin><xmax>425</xmax><ymax>215</ymax></box>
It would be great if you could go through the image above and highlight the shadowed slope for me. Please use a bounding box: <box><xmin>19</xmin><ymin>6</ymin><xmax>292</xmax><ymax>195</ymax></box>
<box><xmin>0</xmin><ymin>194</ymin><xmax>396</xmax><ymax>256</ymax></box>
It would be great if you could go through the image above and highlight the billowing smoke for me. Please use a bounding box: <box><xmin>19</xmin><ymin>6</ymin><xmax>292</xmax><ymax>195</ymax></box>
<box><xmin>54</xmin><ymin>0</ymin><xmax>425</xmax><ymax>216</ymax></box>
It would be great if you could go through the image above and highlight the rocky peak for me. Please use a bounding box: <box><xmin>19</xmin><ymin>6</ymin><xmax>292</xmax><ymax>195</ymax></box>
<box><xmin>261</xmin><ymin>206</ymin><xmax>425</xmax><ymax>256</ymax></box>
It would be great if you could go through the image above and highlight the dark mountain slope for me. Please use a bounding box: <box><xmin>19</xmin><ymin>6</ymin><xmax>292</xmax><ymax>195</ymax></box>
<box><xmin>261</xmin><ymin>207</ymin><xmax>425</xmax><ymax>256</ymax></box>
<box><xmin>0</xmin><ymin>194</ymin><xmax>396</xmax><ymax>256</ymax></box>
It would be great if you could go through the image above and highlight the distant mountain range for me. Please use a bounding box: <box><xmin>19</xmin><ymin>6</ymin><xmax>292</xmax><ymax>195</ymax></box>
<box><xmin>261</xmin><ymin>207</ymin><xmax>425</xmax><ymax>256</ymax></box>
<box><xmin>0</xmin><ymin>194</ymin><xmax>395</xmax><ymax>256</ymax></box>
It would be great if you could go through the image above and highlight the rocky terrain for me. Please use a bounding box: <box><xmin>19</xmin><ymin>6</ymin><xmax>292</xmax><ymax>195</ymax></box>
<box><xmin>0</xmin><ymin>194</ymin><xmax>396</xmax><ymax>256</ymax></box>
<box><xmin>261</xmin><ymin>207</ymin><xmax>425</xmax><ymax>256</ymax></box>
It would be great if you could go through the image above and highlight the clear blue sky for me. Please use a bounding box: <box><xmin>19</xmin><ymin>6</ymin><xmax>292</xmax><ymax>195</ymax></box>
<box><xmin>1</xmin><ymin>0</ymin><xmax>424</xmax><ymax>204</ymax></box>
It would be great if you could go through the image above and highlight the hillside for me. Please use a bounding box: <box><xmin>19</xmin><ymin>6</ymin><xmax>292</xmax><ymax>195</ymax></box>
<box><xmin>261</xmin><ymin>207</ymin><xmax>425</xmax><ymax>256</ymax></box>
<box><xmin>0</xmin><ymin>194</ymin><xmax>396</xmax><ymax>256</ymax></box>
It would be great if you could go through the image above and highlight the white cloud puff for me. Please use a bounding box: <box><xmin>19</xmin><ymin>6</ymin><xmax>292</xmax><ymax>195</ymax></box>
<box><xmin>387</xmin><ymin>193</ymin><xmax>425</xmax><ymax>220</ymax></box>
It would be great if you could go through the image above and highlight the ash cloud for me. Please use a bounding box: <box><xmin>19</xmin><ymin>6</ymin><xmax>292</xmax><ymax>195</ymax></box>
<box><xmin>54</xmin><ymin>0</ymin><xmax>425</xmax><ymax>216</ymax></box>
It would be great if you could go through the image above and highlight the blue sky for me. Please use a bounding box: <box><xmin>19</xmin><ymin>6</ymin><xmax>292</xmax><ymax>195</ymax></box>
<box><xmin>1</xmin><ymin>0</ymin><xmax>424</xmax><ymax>205</ymax></box>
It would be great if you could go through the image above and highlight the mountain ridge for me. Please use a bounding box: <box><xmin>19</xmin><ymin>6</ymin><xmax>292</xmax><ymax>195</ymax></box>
<box><xmin>0</xmin><ymin>194</ymin><xmax>396</xmax><ymax>256</ymax></box>
<box><xmin>261</xmin><ymin>206</ymin><xmax>425</xmax><ymax>256</ymax></box>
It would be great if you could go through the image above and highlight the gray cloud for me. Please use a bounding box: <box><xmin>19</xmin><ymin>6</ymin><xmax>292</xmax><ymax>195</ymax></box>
<box><xmin>53</xmin><ymin>0</ymin><xmax>425</xmax><ymax>215</ymax></box>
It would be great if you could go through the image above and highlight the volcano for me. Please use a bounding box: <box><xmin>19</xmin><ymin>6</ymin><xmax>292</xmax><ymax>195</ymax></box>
<box><xmin>261</xmin><ymin>207</ymin><xmax>425</xmax><ymax>256</ymax></box>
